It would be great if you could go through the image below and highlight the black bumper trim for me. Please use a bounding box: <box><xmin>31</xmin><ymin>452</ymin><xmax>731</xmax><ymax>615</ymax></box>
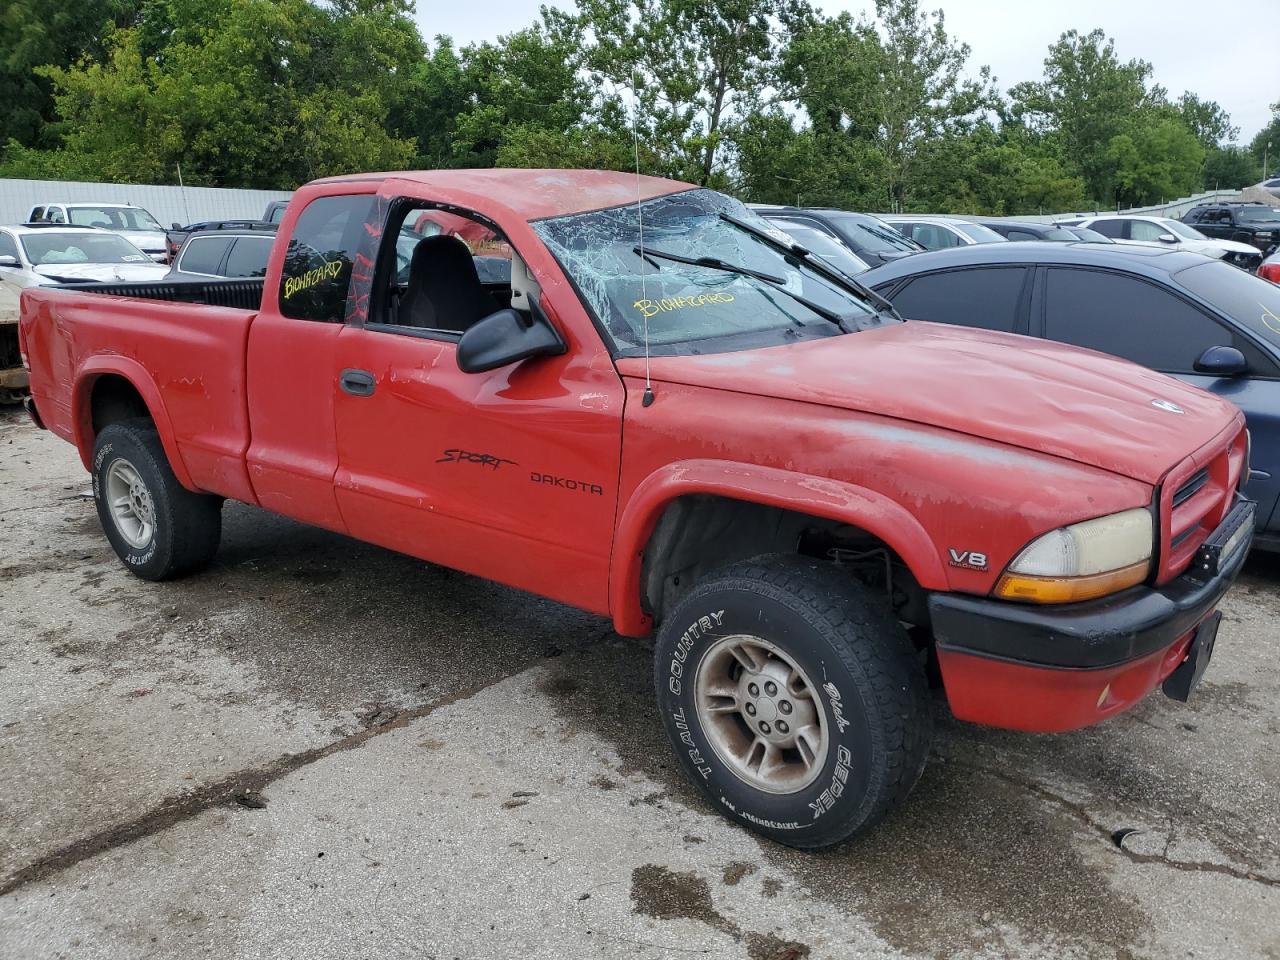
<box><xmin>929</xmin><ymin>499</ymin><xmax>1253</xmax><ymax>670</ymax></box>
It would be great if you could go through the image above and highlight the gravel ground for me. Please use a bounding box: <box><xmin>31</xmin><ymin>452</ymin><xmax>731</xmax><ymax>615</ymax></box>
<box><xmin>0</xmin><ymin>404</ymin><xmax>1277</xmax><ymax>959</ymax></box>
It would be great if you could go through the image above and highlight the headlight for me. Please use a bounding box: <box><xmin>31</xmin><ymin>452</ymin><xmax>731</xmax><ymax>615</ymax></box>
<box><xmin>994</xmin><ymin>508</ymin><xmax>1152</xmax><ymax>604</ymax></box>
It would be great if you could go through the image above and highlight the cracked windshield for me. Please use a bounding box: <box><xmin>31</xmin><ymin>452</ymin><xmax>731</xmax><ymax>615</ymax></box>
<box><xmin>533</xmin><ymin>188</ymin><xmax>889</xmax><ymax>355</ymax></box>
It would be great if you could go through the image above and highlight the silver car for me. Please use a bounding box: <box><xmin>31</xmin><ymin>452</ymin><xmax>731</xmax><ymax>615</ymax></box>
<box><xmin>0</xmin><ymin>225</ymin><xmax>170</xmax><ymax>291</ymax></box>
<box><xmin>879</xmin><ymin>214</ymin><xmax>1008</xmax><ymax>250</ymax></box>
<box><xmin>27</xmin><ymin>202</ymin><xmax>169</xmax><ymax>261</ymax></box>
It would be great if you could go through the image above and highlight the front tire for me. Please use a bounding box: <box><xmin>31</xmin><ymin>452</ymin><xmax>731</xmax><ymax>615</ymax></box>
<box><xmin>654</xmin><ymin>555</ymin><xmax>931</xmax><ymax>849</ymax></box>
<box><xmin>92</xmin><ymin>419</ymin><xmax>222</xmax><ymax>580</ymax></box>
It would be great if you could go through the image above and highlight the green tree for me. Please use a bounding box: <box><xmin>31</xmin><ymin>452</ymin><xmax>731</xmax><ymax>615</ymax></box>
<box><xmin>778</xmin><ymin>0</ymin><xmax>992</xmax><ymax>210</ymax></box>
<box><xmin>1104</xmin><ymin>116</ymin><xmax>1204</xmax><ymax>207</ymax></box>
<box><xmin>2</xmin><ymin>0</ymin><xmax>420</xmax><ymax>188</ymax></box>
<box><xmin>1011</xmin><ymin>29</ymin><xmax>1162</xmax><ymax>204</ymax></box>
<box><xmin>1202</xmin><ymin>145</ymin><xmax>1262</xmax><ymax>190</ymax></box>
<box><xmin>0</xmin><ymin>0</ymin><xmax>142</xmax><ymax>148</ymax></box>
<box><xmin>568</xmin><ymin>0</ymin><xmax>809</xmax><ymax>186</ymax></box>
<box><xmin>1177</xmin><ymin>92</ymin><xmax>1237</xmax><ymax>149</ymax></box>
<box><xmin>1249</xmin><ymin>105</ymin><xmax>1280</xmax><ymax>177</ymax></box>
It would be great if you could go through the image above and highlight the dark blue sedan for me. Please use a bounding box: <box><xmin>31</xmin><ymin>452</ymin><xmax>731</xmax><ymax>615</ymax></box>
<box><xmin>861</xmin><ymin>242</ymin><xmax>1280</xmax><ymax>547</ymax></box>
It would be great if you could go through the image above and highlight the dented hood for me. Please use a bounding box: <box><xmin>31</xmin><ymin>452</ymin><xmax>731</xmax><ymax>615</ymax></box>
<box><xmin>621</xmin><ymin>321</ymin><xmax>1241</xmax><ymax>485</ymax></box>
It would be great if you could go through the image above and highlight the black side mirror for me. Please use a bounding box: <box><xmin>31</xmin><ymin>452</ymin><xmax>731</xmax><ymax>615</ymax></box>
<box><xmin>171</xmin><ymin>222</ymin><xmax>182</xmax><ymax>230</ymax></box>
<box><xmin>456</xmin><ymin>305</ymin><xmax>566</xmax><ymax>374</ymax></box>
<box><xmin>1194</xmin><ymin>345</ymin><xmax>1248</xmax><ymax>377</ymax></box>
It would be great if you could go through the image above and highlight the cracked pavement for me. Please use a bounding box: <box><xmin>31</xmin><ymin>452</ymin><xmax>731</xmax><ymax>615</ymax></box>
<box><xmin>1</xmin><ymin>406</ymin><xmax>1277</xmax><ymax>959</ymax></box>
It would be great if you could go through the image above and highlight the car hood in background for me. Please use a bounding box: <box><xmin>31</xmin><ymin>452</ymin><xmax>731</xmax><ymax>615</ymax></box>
<box><xmin>1200</xmin><ymin>238</ymin><xmax>1263</xmax><ymax>256</ymax></box>
<box><xmin>116</xmin><ymin>230</ymin><xmax>168</xmax><ymax>254</ymax></box>
<box><xmin>32</xmin><ymin>262</ymin><xmax>170</xmax><ymax>284</ymax></box>
<box><xmin>619</xmin><ymin>321</ymin><xmax>1240</xmax><ymax>486</ymax></box>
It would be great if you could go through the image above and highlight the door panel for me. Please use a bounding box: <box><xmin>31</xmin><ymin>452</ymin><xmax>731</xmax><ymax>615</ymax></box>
<box><xmin>245</xmin><ymin>313</ymin><xmax>347</xmax><ymax>532</ymax></box>
<box><xmin>331</xmin><ymin>324</ymin><xmax>624</xmax><ymax>612</ymax></box>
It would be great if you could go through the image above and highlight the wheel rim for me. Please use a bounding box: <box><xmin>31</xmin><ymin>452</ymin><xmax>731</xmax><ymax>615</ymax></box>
<box><xmin>104</xmin><ymin>458</ymin><xmax>156</xmax><ymax>549</ymax></box>
<box><xmin>694</xmin><ymin>634</ymin><xmax>829</xmax><ymax>795</ymax></box>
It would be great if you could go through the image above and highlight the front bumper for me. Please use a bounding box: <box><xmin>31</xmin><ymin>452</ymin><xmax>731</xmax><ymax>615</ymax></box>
<box><xmin>929</xmin><ymin>498</ymin><xmax>1253</xmax><ymax>732</ymax></box>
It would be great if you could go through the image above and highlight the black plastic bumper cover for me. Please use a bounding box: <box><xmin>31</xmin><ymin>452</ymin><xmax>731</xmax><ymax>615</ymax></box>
<box><xmin>928</xmin><ymin>498</ymin><xmax>1254</xmax><ymax>670</ymax></box>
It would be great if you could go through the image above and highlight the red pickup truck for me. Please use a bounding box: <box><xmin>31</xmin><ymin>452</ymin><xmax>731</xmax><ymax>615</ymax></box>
<box><xmin>18</xmin><ymin>170</ymin><xmax>1254</xmax><ymax>849</ymax></box>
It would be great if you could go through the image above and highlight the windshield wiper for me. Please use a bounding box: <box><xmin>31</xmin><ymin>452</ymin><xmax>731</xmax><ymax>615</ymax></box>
<box><xmin>717</xmin><ymin>212</ymin><xmax>901</xmax><ymax>319</ymax></box>
<box><xmin>633</xmin><ymin>245</ymin><xmax>850</xmax><ymax>331</ymax></box>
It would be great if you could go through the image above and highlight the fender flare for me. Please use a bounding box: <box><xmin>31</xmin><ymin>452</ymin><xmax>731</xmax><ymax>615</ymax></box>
<box><xmin>609</xmin><ymin>459</ymin><xmax>949</xmax><ymax>636</ymax></box>
<box><xmin>72</xmin><ymin>356</ymin><xmax>198</xmax><ymax>491</ymax></box>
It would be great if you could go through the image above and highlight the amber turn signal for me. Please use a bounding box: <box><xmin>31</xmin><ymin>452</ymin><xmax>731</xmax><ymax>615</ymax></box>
<box><xmin>993</xmin><ymin>560</ymin><xmax>1150</xmax><ymax>604</ymax></box>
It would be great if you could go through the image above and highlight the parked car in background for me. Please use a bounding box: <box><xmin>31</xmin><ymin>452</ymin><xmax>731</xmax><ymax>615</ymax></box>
<box><xmin>262</xmin><ymin>200</ymin><xmax>289</xmax><ymax>224</ymax></box>
<box><xmin>0</xmin><ymin>225</ymin><xmax>169</xmax><ymax>289</ymax></box>
<box><xmin>860</xmin><ymin>242</ymin><xmax>1280</xmax><ymax>547</ymax></box>
<box><xmin>1056</xmin><ymin>224</ymin><xmax>1114</xmax><ymax>243</ymax></box>
<box><xmin>27</xmin><ymin>203</ymin><xmax>168</xmax><ymax>261</ymax></box>
<box><xmin>1259</xmin><ymin>249</ymin><xmax>1280</xmax><ymax>285</ymax></box>
<box><xmin>164</xmin><ymin>219</ymin><xmax>275</xmax><ymax>262</ymax></box>
<box><xmin>879</xmin><ymin>215</ymin><xmax>1008</xmax><ymax>250</ymax></box>
<box><xmin>975</xmin><ymin>220</ymin><xmax>1087</xmax><ymax>242</ymax></box>
<box><xmin>755</xmin><ymin>214</ymin><xmax>870</xmax><ymax>275</ymax></box>
<box><xmin>165</xmin><ymin>229</ymin><xmax>277</xmax><ymax>281</ymax></box>
<box><xmin>1182</xmin><ymin>202</ymin><xmax>1280</xmax><ymax>255</ymax></box>
<box><xmin>1063</xmin><ymin>215</ymin><xmax>1261</xmax><ymax>271</ymax></box>
<box><xmin>751</xmin><ymin>206</ymin><xmax>924</xmax><ymax>266</ymax></box>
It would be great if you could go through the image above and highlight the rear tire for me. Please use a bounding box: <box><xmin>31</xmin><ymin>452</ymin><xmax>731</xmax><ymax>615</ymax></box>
<box><xmin>92</xmin><ymin>419</ymin><xmax>222</xmax><ymax>580</ymax></box>
<box><xmin>654</xmin><ymin>554</ymin><xmax>931</xmax><ymax>849</ymax></box>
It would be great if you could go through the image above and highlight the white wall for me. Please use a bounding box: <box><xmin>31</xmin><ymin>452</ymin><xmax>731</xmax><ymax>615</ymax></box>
<box><xmin>0</xmin><ymin>178</ymin><xmax>292</xmax><ymax>228</ymax></box>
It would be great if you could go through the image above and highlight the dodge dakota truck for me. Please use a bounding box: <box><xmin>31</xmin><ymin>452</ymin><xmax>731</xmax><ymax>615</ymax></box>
<box><xmin>17</xmin><ymin>170</ymin><xmax>1254</xmax><ymax>849</ymax></box>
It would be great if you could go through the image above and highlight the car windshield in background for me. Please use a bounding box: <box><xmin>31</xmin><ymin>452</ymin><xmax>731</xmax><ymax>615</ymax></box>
<box><xmin>826</xmin><ymin>213</ymin><xmax>921</xmax><ymax>253</ymax></box>
<box><xmin>533</xmin><ymin>189</ymin><xmax>886</xmax><ymax>356</ymax></box>
<box><xmin>1238</xmin><ymin>207</ymin><xmax>1280</xmax><ymax>223</ymax></box>
<box><xmin>766</xmin><ymin>218</ymin><xmax>870</xmax><ymax>275</ymax></box>
<box><xmin>20</xmin><ymin>233</ymin><xmax>151</xmax><ymax>266</ymax></box>
<box><xmin>1175</xmin><ymin>260</ymin><xmax>1280</xmax><ymax>350</ymax></box>
<box><xmin>1065</xmin><ymin>226</ymin><xmax>1111</xmax><ymax>242</ymax></box>
<box><xmin>955</xmin><ymin>222</ymin><xmax>1006</xmax><ymax>243</ymax></box>
<box><xmin>1164</xmin><ymin>220</ymin><xmax>1207</xmax><ymax>240</ymax></box>
<box><xmin>1037</xmin><ymin>227</ymin><xmax>1080</xmax><ymax>241</ymax></box>
<box><xmin>66</xmin><ymin>206</ymin><xmax>163</xmax><ymax>231</ymax></box>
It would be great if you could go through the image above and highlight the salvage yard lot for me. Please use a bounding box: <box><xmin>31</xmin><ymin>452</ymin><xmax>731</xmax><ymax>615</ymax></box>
<box><xmin>0</xmin><ymin>405</ymin><xmax>1277</xmax><ymax>960</ymax></box>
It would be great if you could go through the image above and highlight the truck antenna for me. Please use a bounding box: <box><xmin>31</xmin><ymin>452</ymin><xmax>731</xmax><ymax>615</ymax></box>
<box><xmin>632</xmin><ymin>64</ymin><xmax>654</xmax><ymax>408</ymax></box>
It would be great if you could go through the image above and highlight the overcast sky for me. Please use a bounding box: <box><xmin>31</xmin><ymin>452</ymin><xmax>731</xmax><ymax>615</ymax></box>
<box><xmin>414</xmin><ymin>0</ymin><xmax>1276</xmax><ymax>143</ymax></box>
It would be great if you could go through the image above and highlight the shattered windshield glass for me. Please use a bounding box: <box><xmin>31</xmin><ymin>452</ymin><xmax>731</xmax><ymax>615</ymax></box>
<box><xmin>532</xmin><ymin>188</ymin><xmax>885</xmax><ymax>355</ymax></box>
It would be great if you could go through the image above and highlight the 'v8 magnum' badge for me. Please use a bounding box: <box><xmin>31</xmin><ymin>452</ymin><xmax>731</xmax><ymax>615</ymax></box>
<box><xmin>1151</xmin><ymin>399</ymin><xmax>1184</xmax><ymax>414</ymax></box>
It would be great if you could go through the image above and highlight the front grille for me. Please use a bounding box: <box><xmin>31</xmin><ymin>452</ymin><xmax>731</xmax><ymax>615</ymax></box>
<box><xmin>1171</xmin><ymin>468</ymin><xmax>1209</xmax><ymax>508</ymax></box>
<box><xmin>1159</xmin><ymin>429</ymin><xmax>1247</xmax><ymax>583</ymax></box>
<box><xmin>0</xmin><ymin>323</ymin><xmax>18</xmax><ymax>369</ymax></box>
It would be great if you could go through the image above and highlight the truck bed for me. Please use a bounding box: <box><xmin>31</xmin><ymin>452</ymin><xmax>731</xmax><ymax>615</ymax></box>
<box><xmin>49</xmin><ymin>278</ymin><xmax>265</xmax><ymax>311</ymax></box>
<box><xmin>20</xmin><ymin>283</ymin><xmax>259</xmax><ymax>504</ymax></box>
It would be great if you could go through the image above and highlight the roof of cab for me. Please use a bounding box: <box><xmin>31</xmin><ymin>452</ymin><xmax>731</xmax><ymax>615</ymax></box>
<box><xmin>308</xmin><ymin>168</ymin><xmax>696</xmax><ymax>220</ymax></box>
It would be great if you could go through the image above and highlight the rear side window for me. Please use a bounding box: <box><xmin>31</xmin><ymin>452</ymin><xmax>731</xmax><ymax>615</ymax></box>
<box><xmin>224</xmin><ymin>236</ymin><xmax>273</xmax><ymax>278</ymax></box>
<box><xmin>278</xmin><ymin>194</ymin><xmax>375</xmax><ymax>322</ymax></box>
<box><xmin>29</xmin><ymin>207</ymin><xmax>44</xmax><ymax>222</ymax></box>
<box><xmin>178</xmin><ymin>236</ymin><xmax>232</xmax><ymax>276</ymax></box>
<box><xmin>1129</xmin><ymin>220</ymin><xmax>1168</xmax><ymax>242</ymax></box>
<box><xmin>1007</xmin><ymin>229</ymin><xmax>1038</xmax><ymax>241</ymax></box>
<box><xmin>1043</xmin><ymin>268</ymin><xmax>1229</xmax><ymax>372</ymax></box>
<box><xmin>890</xmin><ymin>267</ymin><xmax>1028</xmax><ymax>333</ymax></box>
<box><xmin>0</xmin><ymin>232</ymin><xmax>18</xmax><ymax>259</ymax></box>
<box><xmin>1089</xmin><ymin>219</ymin><xmax>1126</xmax><ymax>239</ymax></box>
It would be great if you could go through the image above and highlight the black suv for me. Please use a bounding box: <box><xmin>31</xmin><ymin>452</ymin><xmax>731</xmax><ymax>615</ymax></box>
<box><xmin>1182</xmin><ymin>202</ymin><xmax>1280</xmax><ymax>255</ymax></box>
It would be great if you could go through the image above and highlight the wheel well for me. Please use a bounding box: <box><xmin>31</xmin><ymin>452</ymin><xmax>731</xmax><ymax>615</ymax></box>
<box><xmin>640</xmin><ymin>494</ymin><xmax>928</xmax><ymax>630</ymax></box>
<box><xmin>89</xmin><ymin>375</ymin><xmax>152</xmax><ymax>437</ymax></box>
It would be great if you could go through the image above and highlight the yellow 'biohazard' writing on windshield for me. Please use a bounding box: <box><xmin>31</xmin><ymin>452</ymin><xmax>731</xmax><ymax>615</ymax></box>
<box><xmin>634</xmin><ymin>292</ymin><xmax>735</xmax><ymax>319</ymax></box>
<box><xmin>1261</xmin><ymin>303</ymin><xmax>1280</xmax><ymax>336</ymax></box>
